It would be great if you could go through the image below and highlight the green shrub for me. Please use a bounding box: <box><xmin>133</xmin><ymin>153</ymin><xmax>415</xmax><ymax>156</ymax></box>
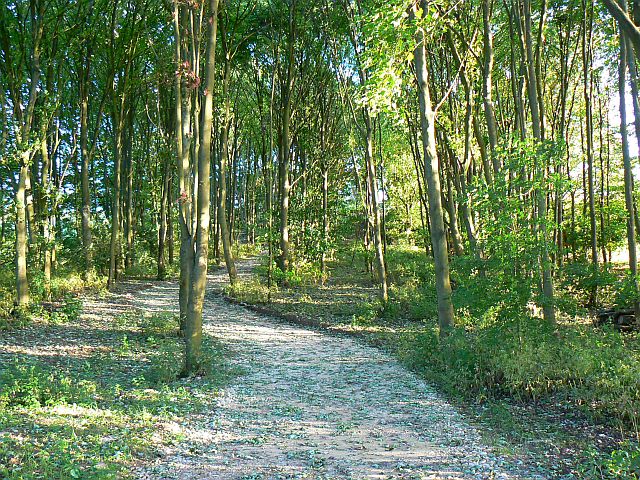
<box><xmin>615</xmin><ymin>274</ymin><xmax>640</xmax><ymax>310</ymax></box>
<box><xmin>351</xmin><ymin>301</ymin><xmax>379</xmax><ymax>327</ymax></box>
<box><xmin>47</xmin><ymin>296</ymin><xmax>83</xmax><ymax>324</ymax></box>
<box><xmin>399</xmin><ymin>317</ymin><xmax>640</xmax><ymax>426</ymax></box>
<box><xmin>139</xmin><ymin>311</ymin><xmax>178</xmax><ymax>337</ymax></box>
<box><xmin>0</xmin><ymin>308</ymin><xmax>30</xmax><ymax>331</ymax></box>
<box><xmin>226</xmin><ymin>277</ymin><xmax>272</xmax><ymax>303</ymax></box>
<box><xmin>604</xmin><ymin>442</ymin><xmax>640</xmax><ymax>479</ymax></box>
<box><xmin>144</xmin><ymin>341</ymin><xmax>183</xmax><ymax>384</ymax></box>
<box><xmin>0</xmin><ymin>285</ymin><xmax>14</xmax><ymax>319</ymax></box>
<box><xmin>232</xmin><ymin>242</ymin><xmax>262</xmax><ymax>259</ymax></box>
<box><xmin>0</xmin><ymin>362</ymin><xmax>97</xmax><ymax>408</ymax></box>
<box><xmin>144</xmin><ymin>338</ymin><xmax>238</xmax><ymax>385</ymax></box>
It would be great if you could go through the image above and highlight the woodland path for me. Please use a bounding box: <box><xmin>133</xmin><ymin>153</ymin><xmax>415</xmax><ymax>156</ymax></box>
<box><xmin>135</xmin><ymin>260</ymin><xmax>544</xmax><ymax>480</ymax></box>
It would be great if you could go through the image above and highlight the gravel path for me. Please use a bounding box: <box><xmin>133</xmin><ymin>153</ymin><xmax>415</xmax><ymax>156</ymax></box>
<box><xmin>137</xmin><ymin>262</ymin><xmax>544</xmax><ymax>480</ymax></box>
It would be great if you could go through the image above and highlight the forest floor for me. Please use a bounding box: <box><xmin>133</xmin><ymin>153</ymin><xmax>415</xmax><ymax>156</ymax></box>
<box><xmin>219</xmin><ymin>253</ymin><xmax>633</xmax><ymax>479</ymax></box>
<box><xmin>1</xmin><ymin>258</ymin><xmax>551</xmax><ymax>479</ymax></box>
<box><xmin>138</xmin><ymin>259</ymin><xmax>545</xmax><ymax>480</ymax></box>
<box><xmin>0</xmin><ymin>277</ymin><xmax>235</xmax><ymax>479</ymax></box>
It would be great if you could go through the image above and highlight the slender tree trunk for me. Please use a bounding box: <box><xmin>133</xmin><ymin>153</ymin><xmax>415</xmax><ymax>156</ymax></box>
<box><xmin>24</xmin><ymin>165</ymin><xmax>36</xmax><ymax>246</ymax></box>
<box><xmin>174</xmin><ymin>2</ymin><xmax>193</xmax><ymax>334</ymax></box>
<box><xmin>321</xmin><ymin>166</ymin><xmax>329</xmax><ymax>283</ymax></box>
<box><xmin>158</xmin><ymin>154</ymin><xmax>171</xmax><ymax>280</ymax></box>
<box><xmin>364</xmin><ymin>115</ymin><xmax>388</xmax><ymax>304</ymax></box>
<box><xmin>523</xmin><ymin>0</ymin><xmax>555</xmax><ymax>323</ymax></box>
<box><xmin>108</xmin><ymin>109</ymin><xmax>124</xmax><ymax>289</ymax></box>
<box><xmin>619</xmin><ymin>32</ymin><xmax>640</xmax><ymax>321</ymax></box>
<box><xmin>40</xmin><ymin>122</ymin><xmax>53</xmax><ymax>297</ymax></box>
<box><xmin>626</xmin><ymin>40</ymin><xmax>640</xmax><ymax>166</ymax></box>
<box><xmin>277</xmin><ymin>0</ymin><xmax>296</xmax><ymax>275</ymax></box>
<box><xmin>482</xmin><ymin>0</ymin><xmax>499</xmax><ymax>172</ymax></box>
<box><xmin>413</xmin><ymin>2</ymin><xmax>455</xmax><ymax>335</ymax></box>
<box><xmin>80</xmin><ymin>68</ymin><xmax>93</xmax><ymax>276</ymax></box>
<box><xmin>16</xmin><ymin>157</ymin><xmax>30</xmax><ymax>306</ymax></box>
<box><xmin>168</xmin><ymin>184</ymin><xmax>175</xmax><ymax>266</ymax></box>
<box><xmin>124</xmin><ymin>112</ymin><xmax>135</xmax><ymax>271</ymax></box>
<box><xmin>583</xmin><ymin>0</ymin><xmax>598</xmax><ymax>306</ymax></box>
<box><xmin>184</xmin><ymin>0</ymin><xmax>218</xmax><ymax>374</ymax></box>
<box><xmin>218</xmin><ymin>54</ymin><xmax>238</xmax><ymax>284</ymax></box>
<box><xmin>444</xmin><ymin>163</ymin><xmax>464</xmax><ymax>256</ymax></box>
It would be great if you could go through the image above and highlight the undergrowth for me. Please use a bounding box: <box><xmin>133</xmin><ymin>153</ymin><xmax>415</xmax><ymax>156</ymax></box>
<box><xmin>228</xmin><ymin>244</ymin><xmax>640</xmax><ymax>478</ymax></box>
<box><xmin>0</xmin><ymin>306</ymin><xmax>237</xmax><ymax>479</ymax></box>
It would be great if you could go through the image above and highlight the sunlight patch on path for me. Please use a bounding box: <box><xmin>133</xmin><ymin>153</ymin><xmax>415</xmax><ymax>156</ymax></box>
<box><xmin>137</xmin><ymin>263</ymin><xmax>544</xmax><ymax>480</ymax></box>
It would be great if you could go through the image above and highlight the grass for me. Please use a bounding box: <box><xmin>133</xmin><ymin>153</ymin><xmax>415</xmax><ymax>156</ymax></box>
<box><xmin>0</xmin><ymin>300</ymin><xmax>237</xmax><ymax>479</ymax></box>
<box><xmin>227</xmin><ymin>244</ymin><xmax>640</xmax><ymax>479</ymax></box>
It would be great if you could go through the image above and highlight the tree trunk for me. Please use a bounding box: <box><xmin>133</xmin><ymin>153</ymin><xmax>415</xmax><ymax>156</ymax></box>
<box><xmin>523</xmin><ymin>0</ymin><xmax>556</xmax><ymax>323</ymax></box>
<box><xmin>40</xmin><ymin>122</ymin><xmax>53</xmax><ymax>298</ymax></box>
<box><xmin>482</xmin><ymin>0</ymin><xmax>499</xmax><ymax>171</ymax></box>
<box><xmin>108</xmin><ymin>109</ymin><xmax>124</xmax><ymax>290</ymax></box>
<box><xmin>16</xmin><ymin>158</ymin><xmax>30</xmax><ymax>306</ymax></box>
<box><xmin>184</xmin><ymin>0</ymin><xmax>218</xmax><ymax>374</ymax></box>
<box><xmin>619</xmin><ymin>31</ymin><xmax>640</xmax><ymax>321</ymax></box>
<box><xmin>364</xmin><ymin>115</ymin><xmax>389</xmax><ymax>304</ymax></box>
<box><xmin>174</xmin><ymin>2</ymin><xmax>193</xmax><ymax>334</ymax></box>
<box><xmin>321</xmin><ymin>166</ymin><xmax>329</xmax><ymax>282</ymax></box>
<box><xmin>158</xmin><ymin>154</ymin><xmax>171</xmax><ymax>280</ymax></box>
<box><xmin>445</xmin><ymin>165</ymin><xmax>464</xmax><ymax>256</ymax></box>
<box><xmin>412</xmin><ymin>2</ymin><xmax>455</xmax><ymax>335</ymax></box>
<box><xmin>583</xmin><ymin>0</ymin><xmax>598</xmax><ymax>306</ymax></box>
<box><xmin>80</xmin><ymin>66</ymin><xmax>93</xmax><ymax>276</ymax></box>
<box><xmin>125</xmin><ymin>126</ymin><xmax>135</xmax><ymax>271</ymax></box>
<box><xmin>277</xmin><ymin>0</ymin><xmax>296</xmax><ymax>275</ymax></box>
<box><xmin>218</xmin><ymin>53</ymin><xmax>238</xmax><ymax>284</ymax></box>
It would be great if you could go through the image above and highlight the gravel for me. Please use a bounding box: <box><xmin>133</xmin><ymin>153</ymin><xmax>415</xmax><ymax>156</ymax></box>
<box><xmin>135</xmin><ymin>263</ymin><xmax>546</xmax><ymax>480</ymax></box>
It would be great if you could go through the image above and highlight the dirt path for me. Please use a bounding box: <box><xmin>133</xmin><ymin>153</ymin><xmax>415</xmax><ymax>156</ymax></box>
<box><xmin>134</xmin><ymin>262</ymin><xmax>543</xmax><ymax>480</ymax></box>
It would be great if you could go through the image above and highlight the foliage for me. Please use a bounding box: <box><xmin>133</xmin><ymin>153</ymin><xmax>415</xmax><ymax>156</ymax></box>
<box><xmin>0</xmin><ymin>305</ymin><xmax>236</xmax><ymax>479</ymax></box>
<box><xmin>138</xmin><ymin>311</ymin><xmax>179</xmax><ymax>338</ymax></box>
<box><xmin>603</xmin><ymin>442</ymin><xmax>640</xmax><ymax>479</ymax></box>
<box><xmin>580</xmin><ymin>442</ymin><xmax>640</xmax><ymax>479</ymax></box>
<box><xmin>226</xmin><ymin>277</ymin><xmax>272</xmax><ymax>304</ymax></box>
<box><xmin>227</xmin><ymin>243</ymin><xmax>640</xmax><ymax>475</ymax></box>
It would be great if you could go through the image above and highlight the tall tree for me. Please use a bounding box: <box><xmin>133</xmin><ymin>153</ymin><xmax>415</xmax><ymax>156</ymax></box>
<box><xmin>183</xmin><ymin>0</ymin><xmax>219</xmax><ymax>374</ymax></box>
<box><xmin>412</xmin><ymin>0</ymin><xmax>454</xmax><ymax>335</ymax></box>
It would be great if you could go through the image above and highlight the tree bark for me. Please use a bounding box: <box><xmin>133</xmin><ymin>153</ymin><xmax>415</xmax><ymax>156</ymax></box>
<box><xmin>108</xmin><ymin>108</ymin><xmax>124</xmax><ymax>290</ymax></box>
<box><xmin>174</xmin><ymin>1</ymin><xmax>193</xmax><ymax>334</ymax></box>
<box><xmin>16</xmin><ymin>159</ymin><xmax>30</xmax><ymax>306</ymax></box>
<box><xmin>412</xmin><ymin>2</ymin><xmax>455</xmax><ymax>335</ymax></box>
<box><xmin>482</xmin><ymin>0</ymin><xmax>500</xmax><ymax>172</ymax></box>
<box><xmin>218</xmin><ymin>44</ymin><xmax>238</xmax><ymax>284</ymax></box>
<box><xmin>603</xmin><ymin>0</ymin><xmax>640</xmax><ymax>60</ymax></box>
<box><xmin>184</xmin><ymin>0</ymin><xmax>219</xmax><ymax>374</ymax></box>
<box><xmin>523</xmin><ymin>0</ymin><xmax>556</xmax><ymax>323</ymax></box>
<box><xmin>364</xmin><ymin>117</ymin><xmax>388</xmax><ymax>304</ymax></box>
<box><xmin>582</xmin><ymin>0</ymin><xmax>598</xmax><ymax>306</ymax></box>
<box><xmin>277</xmin><ymin>3</ymin><xmax>296</xmax><ymax>275</ymax></box>
<box><xmin>619</xmin><ymin>31</ymin><xmax>640</xmax><ymax>321</ymax></box>
<box><xmin>158</xmin><ymin>154</ymin><xmax>171</xmax><ymax>280</ymax></box>
<box><xmin>80</xmin><ymin>58</ymin><xmax>94</xmax><ymax>276</ymax></box>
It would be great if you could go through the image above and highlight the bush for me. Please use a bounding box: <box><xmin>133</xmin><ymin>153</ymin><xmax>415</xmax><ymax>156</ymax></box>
<box><xmin>144</xmin><ymin>341</ymin><xmax>183</xmax><ymax>384</ymax></box>
<box><xmin>399</xmin><ymin>317</ymin><xmax>640</xmax><ymax>425</ymax></box>
<box><xmin>232</xmin><ymin>242</ymin><xmax>262</xmax><ymax>259</ymax></box>
<box><xmin>144</xmin><ymin>338</ymin><xmax>238</xmax><ymax>385</ymax></box>
<box><xmin>46</xmin><ymin>296</ymin><xmax>83</xmax><ymax>324</ymax></box>
<box><xmin>604</xmin><ymin>442</ymin><xmax>640</xmax><ymax>479</ymax></box>
<box><xmin>139</xmin><ymin>311</ymin><xmax>178</xmax><ymax>337</ymax></box>
<box><xmin>0</xmin><ymin>362</ymin><xmax>96</xmax><ymax>408</ymax></box>
<box><xmin>351</xmin><ymin>301</ymin><xmax>379</xmax><ymax>327</ymax></box>
<box><xmin>615</xmin><ymin>274</ymin><xmax>640</xmax><ymax>310</ymax></box>
<box><xmin>226</xmin><ymin>277</ymin><xmax>271</xmax><ymax>303</ymax></box>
